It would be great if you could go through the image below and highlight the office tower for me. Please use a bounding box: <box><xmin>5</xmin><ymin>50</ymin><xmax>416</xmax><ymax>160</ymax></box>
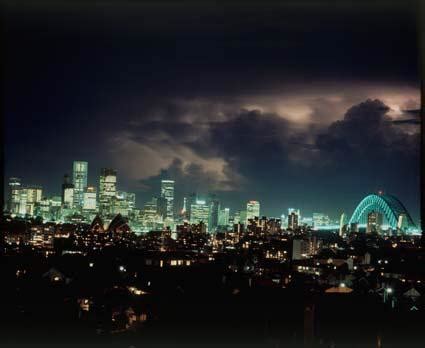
<box><xmin>161</xmin><ymin>180</ymin><xmax>174</xmax><ymax>220</ymax></box>
<box><xmin>288</xmin><ymin>212</ymin><xmax>299</xmax><ymax>230</ymax></box>
<box><xmin>111</xmin><ymin>191</ymin><xmax>135</xmax><ymax>217</ymax></box>
<box><xmin>367</xmin><ymin>211</ymin><xmax>383</xmax><ymax>233</ymax></box>
<box><xmin>8</xmin><ymin>177</ymin><xmax>21</xmax><ymax>214</ymax></box>
<box><xmin>83</xmin><ymin>186</ymin><xmax>97</xmax><ymax>212</ymax></box>
<box><xmin>186</xmin><ymin>192</ymin><xmax>197</xmax><ymax>221</ymax></box>
<box><xmin>62</xmin><ymin>174</ymin><xmax>74</xmax><ymax>208</ymax></box>
<box><xmin>18</xmin><ymin>189</ymin><xmax>28</xmax><ymax>216</ymax></box>
<box><xmin>73</xmin><ymin>161</ymin><xmax>88</xmax><ymax>208</ymax></box>
<box><xmin>246</xmin><ymin>200</ymin><xmax>260</xmax><ymax>225</ymax></box>
<box><xmin>156</xmin><ymin>196</ymin><xmax>167</xmax><ymax>219</ymax></box>
<box><xmin>99</xmin><ymin>168</ymin><xmax>117</xmax><ymax>215</ymax></box>
<box><xmin>218</xmin><ymin>207</ymin><xmax>230</xmax><ymax>227</ymax></box>
<box><xmin>25</xmin><ymin>186</ymin><xmax>43</xmax><ymax>216</ymax></box>
<box><xmin>190</xmin><ymin>199</ymin><xmax>210</xmax><ymax>232</ymax></box>
<box><xmin>49</xmin><ymin>196</ymin><xmax>62</xmax><ymax>221</ymax></box>
<box><xmin>233</xmin><ymin>211</ymin><xmax>241</xmax><ymax>224</ymax></box>
<box><xmin>240</xmin><ymin>210</ymin><xmax>247</xmax><ymax>226</ymax></box>
<box><xmin>288</xmin><ymin>208</ymin><xmax>301</xmax><ymax>220</ymax></box>
<box><xmin>208</xmin><ymin>195</ymin><xmax>220</xmax><ymax>232</ymax></box>
<box><xmin>280</xmin><ymin>214</ymin><xmax>287</xmax><ymax>228</ymax></box>
<box><xmin>141</xmin><ymin>198</ymin><xmax>161</xmax><ymax>231</ymax></box>
<box><xmin>312</xmin><ymin>213</ymin><xmax>330</xmax><ymax>228</ymax></box>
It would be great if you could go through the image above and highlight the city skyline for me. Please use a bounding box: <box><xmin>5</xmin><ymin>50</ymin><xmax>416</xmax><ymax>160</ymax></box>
<box><xmin>4</xmin><ymin>2</ymin><xmax>420</xmax><ymax>223</ymax></box>
<box><xmin>4</xmin><ymin>159</ymin><xmax>420</xmax><ymax>230</ymax></box>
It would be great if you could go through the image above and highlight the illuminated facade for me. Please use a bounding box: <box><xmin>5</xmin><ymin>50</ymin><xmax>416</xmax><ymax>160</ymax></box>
<box><xmin>61</xmin><ymin>174</ymin><xmax>74</xmax><ymax>209</ymax></box>
<box><xmin>288</xmin><ymin>212</ymin><xmax>299</xmax><ymax>230</ymax></box>
<box><xmin>246</xmin><ymin>200</ymin><xmax>260</xmax><ymax>224</ymax></box>
<box><xmin>190</xmin><ymin>200</ymin><xmax>210</xmax><ymax>232</ymax></box>
<box><xmin>161</xmin><ymin>180</ymin><xmax>174</xmax><ymax>221</ymax></box>
<box><xmin>73</xmin><ymin>161</ymin><xmax>88</xmax><ymax>209</ymax></box>
<box><xmin>83</xmin><ymin>186</ymin><xmax>97</xmax><ymax>212</ymax></box>
<box><xmin>140</xmin><ymin>197</ymin><xmax>162</xmax><ymax>231</ymax></box>
<box><xmin>218</xmin><ymin>207</ymin><xmax>230</xmax><ymax>227</ymax></box>
<box><xmin>366</xmin><ymin>211</ymin><xmax>383</xmax><ymax>233</ymax></box>
<box><xmin>8</xmin><ymin>177</ymin><xmax>22</xmax><ymax>214</ymax></box>
<box><xmin>208</xmin><ymin>196</ymin><xmax>220</xmax><ymax>232</ymax></box>
<box><xmin>99</xmin><ymin>168</ymin><xmax>117</xmax><ymax>215</ymax></box>
<box><xmin>25</xmin><ymin>186</ymin><xmax>43</xmax><ymax>216</ymax></box>
<box><xmin>312</xmin><ymin>213</ymin><xmax>330</xmax><ymax>228</ymax></box>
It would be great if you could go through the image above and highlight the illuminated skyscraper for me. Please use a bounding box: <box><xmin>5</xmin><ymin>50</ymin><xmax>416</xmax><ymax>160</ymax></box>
<box><xmin>73</xmin><ymin>161</ymin><xmax>88</xmax><ymax>208</ymax></box>
<box><xmin>367</xmin><ymin>211</ymin><xmax>383</xmax><ymax>233</ymax></box>
<box><xmin>8</xmin><ymin>177</ymin><xmax>22</xmax><ymax>214</ymax></box>
<box><xmin>161</xmin><ymin>180</ymin><xmax>174</xmax><ymax>220</ymax></box>
<box><xmin>218</xmin><ymin>207</ymin><xmax>230</xmax><ymax>227</ymax></box>
<box><xmin>288</xmin><ymin>208</ymin><xmax>300</xmax><ymax>219</ymax></box>
<box><xmin>190</xmin><ymin>199</ymin><xmax>210</xmax><ymax>232</ymax></box>
<box><xmin>312</xmin><ymin>213</ymin><xmax>330</xmax><ymax>228</ymax></box>
<box><xmin>111</xmin><ymin>191</ymin><xmax>135</xmax><ymax>217</ymax></box>
<box><xmin>141</xmin><ymin>198</ymin><xmax>162</xmax><ymax>231</ymax></box>
<box><xmin>208</xmin><ymin>194</ymin><xmax>220</xmax><ymax>232</ymax></box>
<box><xmin>25</xmin><ymin>186</ymin><xmax>43</xmax><ymax>216</ymax></box>
<box><xmin>62</xmin><ymin>174</ymin><xmax>74</xmax><ymax>209</ymax></box>
<box><xmin>99</xmin><ymin>168</ymin><xmax>117</xmax><ymax>214</ymax></box>
<box><xmin>288</xmin><ymin>212</ymin><xmax>299</xmax><ymax>230</ymax></box>
<box><xmin>246</xmin><ymin>200</ymin><xmax>260</xmax><ymax>224</ymax></box>
<box><xmin>18</xmin><ymin>189</ymin><xmax>28</xmax><ymax>216</ymax></box>
<box><xmin>83</xmin><ymin>186</ymin><xmax>97</xmax><ymax>212</ymax></box>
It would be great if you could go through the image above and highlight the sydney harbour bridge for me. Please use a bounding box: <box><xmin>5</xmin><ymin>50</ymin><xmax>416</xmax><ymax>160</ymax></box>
<box><xmin>348</xmin><ymin>193</ymin><xmax>417</xmax><ymax>233</ymax></box>
<box><xmin>315</xmin><ymin>193</ymin><xmax>418</xmax><ymax>234</ymax></box>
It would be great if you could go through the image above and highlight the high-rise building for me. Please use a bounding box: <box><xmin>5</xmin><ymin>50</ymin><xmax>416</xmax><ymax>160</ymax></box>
<box><xmin>62</xmin><ymin>174</ymin><xmax>74</xmax><ymax>209</ymax></box>
<box><xmin>73</xmin><ymin>161</ymin><xmax>88</xmax><ymax>209</ymax></box>
<box><xmin>240</xmin><ymin>210</ymin><xmax>247</xmax><ymax>226</ymax></box>
<box><xmin>233</xmin><ymin>211</ymin><xmax>241</xmax><ymax>224</ymax></box>
<box><xmin>111</xmin><ymin>191</ymin><xmax>136</xmax><ymax>217</ymax></box>
<box><xmin>218</xmin><ymin>208</ymin><xmax>230</xmax><ymax>227</ymax></box>
<box><xmin>208</xmin><ymin>195</ymin><xmax>220</xmax><ymax>232</ymax></box>
<box><xmin>161</xmin><ymin>180</ymin><xmax>174</xmax><ymax>221</ymax></box>
<box><xmin>141</xmin><ymin>198</ymin><xmax>162</xmax><ymax>231</ymax></box>
<box><xmin>99</xmin><ymin>168</ymin><xmax>117</xmax><ymax>215</ymax></box>
<box><xmin>312</xmin><ymin>213</ymin><xmax>330</xmax><ymax>228</ymax></box>
<box><xmin>288</xmin><ymin>208</ymin><xmax>301</xmax><ymax>220</ymax></box>
<box><xmin>288</xmin><ymin>212</ymin><xmax>299</xmax><ymax>230</ymax></box>
<box><xmin>246</xmin><ymin>200</ymin><xmax>260</xmax><ymax>224</ymax></box>
<box><xmin>18</xmin><ymin>189</ymin><xmax>28</xmax><ymax>216</ymax></box>
<box><xmin>190</xmin><ymin>199</ymin><xmax>210</xmax><ymax>232</ymax></box>
<box><xmin>186</xmin><ymin>192</ymin><xmax>197</xmax><ymax>221</ymax></box>
<box><xmin>82</xmin><ymin>186</ymin><xmax>97</xmax><ymax>212</ymax></box>
<box><xmin>8</xmin><ymin>177</ymin><xmax>21</xmax><ymax>214</ymax></box>
<box><xmin>25</xmin><ymin>186</ymin><xmax>43</xmax><ymax>216</ymax></box>
<box><xmin>367</xmin><ymin>211</ymin><xmax>383</xmax><ymax>233</ymax></box>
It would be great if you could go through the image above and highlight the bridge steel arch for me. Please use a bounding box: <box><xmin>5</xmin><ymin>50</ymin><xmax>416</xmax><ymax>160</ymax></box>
<box><xmin>348</xmin><ymin>194</ymin><xmax>415</xmax><ymax>230</ymax></box>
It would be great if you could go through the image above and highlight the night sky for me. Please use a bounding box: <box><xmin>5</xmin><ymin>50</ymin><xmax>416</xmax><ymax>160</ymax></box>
<box><xmin>3</xmin><ymin>1</ymin><xmax>421</xmax><ymax>221</ymax></box>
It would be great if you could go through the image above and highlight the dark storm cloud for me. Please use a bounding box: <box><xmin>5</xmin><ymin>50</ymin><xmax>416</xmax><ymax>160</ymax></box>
<box><xmin>316</xmin><ymin>99</ymin><xmax>419</xmax><ymax>163</ymax></box>
<box><xmin>125</xmin><ymin>97</ymin><xmax>419</xmax><ymax>219</ymax></box>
